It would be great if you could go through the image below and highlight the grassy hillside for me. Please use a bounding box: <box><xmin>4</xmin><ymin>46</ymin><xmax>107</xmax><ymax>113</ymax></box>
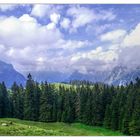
<box><xmin>0</xmin><ymin>118</ymin><xmax>124</xmax><ymax>136</ymax></box>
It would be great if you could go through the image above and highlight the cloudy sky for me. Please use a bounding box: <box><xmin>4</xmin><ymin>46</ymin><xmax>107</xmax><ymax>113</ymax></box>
<box><xmin>0</xmin><ymin>4</ymin><xmax>140</xmax><ymax>75</ymax></box>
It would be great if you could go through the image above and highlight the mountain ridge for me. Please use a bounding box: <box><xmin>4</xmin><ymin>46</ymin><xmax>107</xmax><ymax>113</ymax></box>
<box><xmin>0</xmin><ymin>60</ymin><xmax>26</xmax><ymax>87</ymax></box>
<box><xmin>1</xmin><ymin>59</ymin><xmax>140</xmax><ymax>86</ymax></box>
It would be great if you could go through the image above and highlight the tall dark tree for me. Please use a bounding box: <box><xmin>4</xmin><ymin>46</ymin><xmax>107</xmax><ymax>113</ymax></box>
<box><xmin>39</xmin><ymin>82</ymin><xmax>54</xmax><ymax>122</ymax></box>
<box><xmin>0</xmin><ymin>82</ymin><xmax>11</xmax><ymax>117</ymax></box>
<box><xmin>33</xmin><ymin>82</ymin><xmax>41</xmax><ymax>121</ymax></box>
<box><xmin>24</xmin><ymin>74</ymin><xmax>36</xmax><ymax>120</ymax></box>
<box><xmin>129</xmin><ymin>89</ymin><xmax>140</xmax><ymax>135</ymax></box>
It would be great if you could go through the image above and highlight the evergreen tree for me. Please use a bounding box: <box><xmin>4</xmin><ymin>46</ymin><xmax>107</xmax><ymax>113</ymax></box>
<box><xmin>11</xmin><ymin>82</ymin><xmax>21</xmax><ymax>118</ymax></box>
<box><xmin>24</xmin><ymin>74</ymin><xmax>36</xmax><ymax>120</ymax></box>
<box><xmin>104</xmin><ymin>104</ymin><xmax>111</xmax><ymax>128</ymax></box>
<box><xmin>0</xmin><ymin>82</ymin><xmax>11</xmax><ymax>117</ymax></box>
<box><xmin>74</xmin><ymin>88</ymin><xmax>80</xmax><ymax>122</ymax></box>
<box><xmin>122</xmin><ymin>84</ymin><xmax>135</xmax><ymax>134</ymax></box>
<box><xmin>39</xmin><ymin>82</ymin><xmax>54</xmax><ymax>122</ymax></box>
<box><xmin>33</xmin><ymin>82</ymin><xmax>41</xmax><ymax>121</ymax></box>
<box><xmin>129</xmin><ymin>89</ymin><xmax>140</xmax><ymax>135</ymax></box>
<box><xmin>110</xmin><ymin>96</ymin><xmax>119</xmax><ymax>130</ymax></box>
<box><xmin>0</xmin><ymin>74</ymin><xmax>140</xmax><ymax>136</ymax></box>
<box><xmin>62</xmin><ymin>88</ymin><xmax>73</xmax><ymax>123</ymax></box>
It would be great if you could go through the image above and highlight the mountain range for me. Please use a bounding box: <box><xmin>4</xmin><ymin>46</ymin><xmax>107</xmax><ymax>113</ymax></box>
<box><xmin>0</xmin><ymin>60</ymin><xmax>26</xmax><ymax>87</ymax></box>
<box><xmin>68</xmin><ymin>66</ymin><xmax>140</xmax><ymax>86</ymax></box>
<box><xmin>1</xmin><ymin>60</ymin><xmax>140</xmax><ymax>87</ymax></box>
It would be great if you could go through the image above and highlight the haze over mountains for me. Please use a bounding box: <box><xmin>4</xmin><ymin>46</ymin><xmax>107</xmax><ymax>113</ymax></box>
<box><xmin>0</xmin><ymin>5</ymin><xmax>140</xmax><ymax>86</ymax></box>
<box><xmin>1</xmin><ymin>60</ymin><xmax>140</xmax><ymax>87</ymax></box>
<box><xmin>0</xmin><ymin>60</ymin><xmax>26</xmax><ymax>87</ymax></box>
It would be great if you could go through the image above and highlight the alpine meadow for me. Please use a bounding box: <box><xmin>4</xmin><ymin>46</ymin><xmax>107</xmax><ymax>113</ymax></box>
<box><xmin>0</xmin><ymin>4</ymin><xmax>140</xmax><ymax>136</ymax></box>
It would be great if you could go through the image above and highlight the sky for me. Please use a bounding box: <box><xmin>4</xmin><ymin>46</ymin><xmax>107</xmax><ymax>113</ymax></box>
<box><xmin>0</xmin><ymin>4</ymin><xmax>140</xmax><ymax>75</ymax></box>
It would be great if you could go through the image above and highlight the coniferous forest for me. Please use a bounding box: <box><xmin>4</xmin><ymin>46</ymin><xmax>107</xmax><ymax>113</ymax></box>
<box><xmin>0</xmin><ymin>73</ymin><xmax>140</xmax><ymax>136</ymax></box>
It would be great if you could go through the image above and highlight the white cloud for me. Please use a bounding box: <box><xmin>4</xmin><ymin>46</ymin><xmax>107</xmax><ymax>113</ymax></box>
<box><xmin>118</xmin><ymin>46</ymin><xmax>140</xmax><ymax>69</ymax></box>
<box><xmin>31</xmin><ymin>5</ymin><xmax>51</xmax><ymax>18</ymax></box>
<box><xmin>19</xmin><ymin>14</ymin><xmax>37</xmax><ymax>22</ymax></box>
<box><xmin>31</xmin><ymin>4</ymin><xmax>62</xmax><ymax>18</ymax></box>
<box><xmin>67</xmin><ymin>6</ymin><xmax>96</xmax><ymax>31</ymax></box>
<box><xmin>71</xmin><ymin>46</ymin><xmax>117</xmax><ymax>63</ymax></box>
<box><xmin>100</xmin><ymin>29</ymin><xmax>126</xmax><ymax>43</ymax></box>
<box><xmin>116</xmin><ymin>23</ymin><xmax>140</xmax><ymax>69</ymax></box>
<box><xmin>122</xmin><ymin>23</ymin><xmax>140</xmax><ymax>47</ymax></box>
<box><xmin>66</xmin><ymin>5</ymin><xmax>116</xmax><ymax>33</ymax></box>
<box><xmin>60</xmin><ymin>18</ymin><xmax>71</xmax><ymax>29</ymax></box>
<box><xmin>97</xmin><ymin>10</ymin><xmax>116</xmax><ymax>21</ymax></box>
<box><xmin>70</xmin><ymin>46</ymin><xmax>118</xmax><ymax>73</ymax></box>
<box><xmin>86</xmin><ymin>24</ymin><xmax>111</xmax><ymax>35</ymax></box>
<box><xmin>0</xmin><ymin>15</ymin><xmax>62</xmax><ymax>47</ymax></box>
<box><xmin>50</xmin><ymin>13</ymin><xmax>60</xmax><ymax>24</ymax></box>
<box><xmin>0</xmin><ymin>14</ymin><xmax>62</xmax><ymax>72</ymax></box>
<box><xmin>1</xmin><ymin>5</ymin><xmax>140</xmax><ymax>75</ymax></box>
<box><xmin>99</xmin><ymin>23</ymin><xmax>140</xmax><ymax>70</ymax></box>
<box><xmin>0</xmin><ymin>14</ymin><xmax>92</xmax><ymax>74</ymax></box>
<box><xmin>46</xmin><ymin>22</ymin><xmax>56</xmax><ymax>30</ymax></box>
<box><xmin>0</xmin><ymin>5</ymin><xmax>17</xmax><ymax>12</ymax></box>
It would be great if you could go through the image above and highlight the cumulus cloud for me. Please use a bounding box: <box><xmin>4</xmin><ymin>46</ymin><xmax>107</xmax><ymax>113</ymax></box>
<box><xmin>118</xmin><ymin>46</ymin><xmax>140</xmax><ymax>70</ymax></box>
<box><xmin>100</xmin><ymin>23</ymin><xmax>140</xmax><ymax>70</ymax></box>
<box><xmin>0</xmin><ymin>14</ymin><xmax>62</xmax><ymax>47</ymax></box>
<box><xmin>0</xmin><ymin>5</ymin><xmax>17</xmax><ymax>12</ymax></box>
<box><xmin>116</xmin><ymin>23</ymin><xmax>140</xmax><ymax>69</ymax></box>
<box><xmin>70</xmin><ymin>46</ymin><xmax>118</xmax><ymax>73</ymax></box>
<box><xmin>0</xmin><ymin>14</ymin><xmax>92</xmax><ymax>74</ymax></box>
<box><xmin>69</xmin><ymin>21</ymin><xmax>140</xmax><ymax>73</ymax></box>
<box><xmin>50</xmin><ymin>13</ymin><xmax>60</xmax><ymax>24</ymax></box>
<box><xmin>0</xmin><ymin>4</ymin><xmax>140</xmax><ymax>76</ymax></box>
<box><xmin>122</xmin><ymin>23</ymin><xmax>140</xmax><ymax>47</ymax></box>
<box><xmin>66</xmin><ymin>5</ymin><xmax>116</xmax><ymax>33</ymax></box>
<box><xmin>71</xmin><ymin>47</ymin><xmax>118</xmax><ymax>63</ymax></box>
<box><xmin>31</xmin><ymin>5</ymin><xmax>51</xmax><ymax>18</ymax></box>
<box><xmin>46</xmin><ymin>22</ymin><xmax>56</xmax><ymax>30</ymax></box>
<box><xmin>100</xmin><ymin>29</ymin><xmax>126</xmax><ymax>43</ymax></box>
<box><xmin>31</xmin><ymin>4</ymin><xmax>62</xmax><ymax>18</ymax></box>
<box><xmin>60</xmin><ymin>18</ymin><xmax>71</xmax><ymax>30</ymax></box>
<box><xmin>67</xmin><ymin>6</ymin><xmax>97</xmax><ymax>29</ymax></box>
<box><xmin>46</xmin><ymin>13</ymin><xmax>61</xmax><ymax>30</ymax></box>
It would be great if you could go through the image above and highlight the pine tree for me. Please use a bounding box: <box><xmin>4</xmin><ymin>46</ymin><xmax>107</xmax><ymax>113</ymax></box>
<box><xmin>0</xmin><ymin>82</ymin><xmax>11</xmax><ymax>117</ymax></box>
<box><xmin>52</xmin><ymin>94</ymin><xmax>57</xmax><ymax>122</ymax></box>
<box><xmin>110</xmin><ymin>96</ymin><xmax>119</xmax><ymax>130</ymax></box>
<box><xmin>129</xmin><ymin>89</ymin><xmax>140</xmax><ymax>135</ymax></box>
<box><xmin>24</xmin><ymin>73</ymin><xmax>36</xmax><ymax>120</ymax></box>
<box><xmin>33</xmin><ymin>82</ymin><xmax>41</xmax><ymax>121</ymax></box>
<box><xmin>39</xmin><ymin>82</ymin><xmax>54</xmax><ymax>122</ymax></box>
<box><xmin>104</xmin><ymin>104</ymin><xmax>111</xmax><ymax>128</ymax></box>
<box><xmin>122</xmin><ymin>84</ymin><xmax>135</xmax><ymax>134</ymax></box>
<box><xmin>11</xmin><ymin>82</ymin><xmax>21</xmax><ymax>118</ymax></box>
<box><xmin>62</xmin><ymin>88</ymin><xmax>72</xmax><ymax>123</ymax></box>
<box><xmin>74</xmin><ymin>88</ymin><xmax>80</xmax><ymax>122</ymax></box>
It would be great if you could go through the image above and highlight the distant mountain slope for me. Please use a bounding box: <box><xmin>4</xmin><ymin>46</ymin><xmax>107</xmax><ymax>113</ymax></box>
<box><xmin>32</xmin><ymin>71</ymin><xmax>69</xmax><ymax>83</ymax></box>
<box><xmin>1</xmin><ymin>59</ymin><xmax>140</xmax><ymax>87</ymax></box>
<box><xmin>68</xmin><ymin>66</ymin><xmax>140</xmax><ymax>86</ymax></box>
<box><xmin>106</xmin><ymin>66</ymin><xmax>140</xmax><ymax>86</ymax></box>
<box><xmin>0</xmin><ymin>60</ymin><xmax>26</xmax><ymax>87</ymax></box>
<box><xmin>67</xmin><ymin>70</ymin><xmax>109</xmax><ymax>83</ymax></box>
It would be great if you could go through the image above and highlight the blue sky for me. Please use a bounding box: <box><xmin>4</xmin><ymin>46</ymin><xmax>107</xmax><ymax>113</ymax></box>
<box><xmin>0</xmin><ymin>4</ymin><xmax>140</xmax><ymax>75</ymax></box>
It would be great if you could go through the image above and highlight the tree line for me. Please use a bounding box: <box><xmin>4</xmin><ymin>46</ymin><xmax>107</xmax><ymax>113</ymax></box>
<box><xmin>0</xmin><ymin>73</ymin><xmax>140</xmax><ymax>135</ymax></box>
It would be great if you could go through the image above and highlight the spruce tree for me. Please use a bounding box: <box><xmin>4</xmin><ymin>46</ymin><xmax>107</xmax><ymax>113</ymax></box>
<box><xmin>24</xmin><ymin>73</ymin><xmax>36</xmax><ymax>120</ymax></box>
<box><xmin>129</xmin><ymin>89</ymin><xmax>140</xmax><ymax>135</ymax></box>
<box><xmin>0</xmin><ymin>82</ymin><xmax>11</xmax><ymax>117</ymax></box>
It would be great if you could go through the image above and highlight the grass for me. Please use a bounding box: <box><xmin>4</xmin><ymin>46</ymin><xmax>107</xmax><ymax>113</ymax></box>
<box><xmin>0</xmin><ymin>118</ymin><xmax>124</xmax><ymax>136</ymax></box>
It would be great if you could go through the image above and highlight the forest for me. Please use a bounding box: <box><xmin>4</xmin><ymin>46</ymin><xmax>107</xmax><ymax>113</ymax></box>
<box><xmin>0</xmin><ymin>73</ymin><xmax>140</xmax><ymax>136</ymax></box>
